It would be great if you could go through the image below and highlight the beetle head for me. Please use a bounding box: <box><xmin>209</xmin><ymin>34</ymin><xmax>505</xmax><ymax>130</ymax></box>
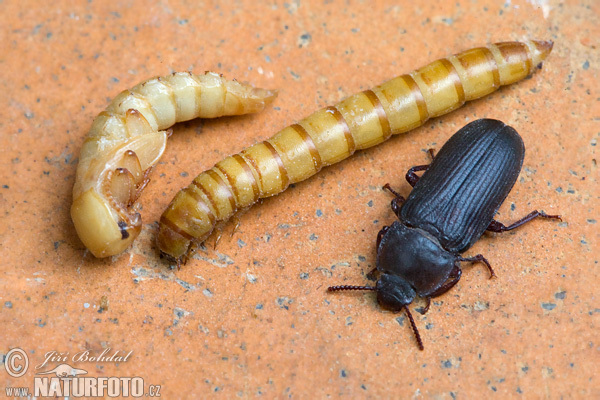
<box><xmin>327</xmin><ymin>274</ymin><xmax>423</xmax><ymax>350</ymax></box>
<box><xmin>375</xmin><ymin>273</ymin><xmax>417</xmax><ymax>311</ymax></box>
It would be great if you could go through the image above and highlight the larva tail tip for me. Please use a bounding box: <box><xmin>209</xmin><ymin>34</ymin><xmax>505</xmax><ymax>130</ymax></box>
<box><xmin>532</xmin><ymin>39</ymin><xmax>554</xmax><ymax>60</ymax></box>
<box><xmin>537</xmin><ymin>39</ymin><xmax>553</xmax><ymax>53</ymax></box>
<box><xmin>253</xmin><ymin>87</ymin><xmax>278</xmax><ymax>103</ymax></box>
<box><xmin>528</xmin><ymin>40</ymin><xmax>554</xmax><ymax>69</ymax></box>
<box><xmin>157</xmin><ymin>216</ymin><xmax>193</xmax><ymax>261</ymax></box>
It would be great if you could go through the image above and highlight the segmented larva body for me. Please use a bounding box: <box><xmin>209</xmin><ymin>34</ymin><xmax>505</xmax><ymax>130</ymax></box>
<box><xmin>158</xmin><ymin>40</ymin><xmax>553</xmax><ymax>261</ymax></box>
<box><xmin>71</xmin><ymin>72</ymin><xmax>277</xmax><ymax>257</ymax></box>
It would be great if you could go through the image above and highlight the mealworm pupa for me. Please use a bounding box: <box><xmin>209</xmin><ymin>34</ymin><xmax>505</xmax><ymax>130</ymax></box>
<box><xmin>71</xmin><ymin>72</ymin><xmax>277</xmax><ymax>257</ymax></box>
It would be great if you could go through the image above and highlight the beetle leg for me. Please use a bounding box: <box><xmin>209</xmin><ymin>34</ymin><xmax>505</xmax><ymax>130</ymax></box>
<box><xmin>390</xmin><ymin>198</ymin><xmax>404</xmax><ymax>218</ymax></box>
<box><xmin>426</xmin><ymin>265</ymin><xmax>463</xmax><ymax>300</ymax></box>
<box><xmin>426</xmin><ymin>148</ymin><xmax>436</xmax><ymax>161</ymax></box>
<box><xmin>458</xmin><ymin>254</ymin><xmax>496</xmax><ymax>278</ymax></box>
<box><xmin>382</xmin><ymin>184</ymin><xmax>406</xmax><ymax>217</ymax></box>
<box><xmin>366</xmin><ymin>267</ymin><xmax>379</xmax><ymax>281</ymax></box>
<box><xmin>376</xmin><ymin>225</ymin><xmax>391</xmax><ymax>248</ymax></box>
<box><xmin>382</xmin><ymin>183</ymin><xmax>404</xmax><ymax>199</ymax></box>
<box><xmin>419</xmin><ymin>296</ymin><xmax>432</xmax><ymax>315</ymax></box>
<box><xmin>405</xmin><ymin>164</ymin><xmax>429</xmax><ymax>187</ymax></box>
<box><xmin>487</xmin><ymin>210</ymin><xmax>562</xmax><ymax>232</ymax></box>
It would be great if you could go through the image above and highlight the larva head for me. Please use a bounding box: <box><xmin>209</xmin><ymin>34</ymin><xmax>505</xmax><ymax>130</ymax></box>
<box><xmin>374</xmin><ymin>273</ymin><xmax>417</xmax><ymax>311</ymax></box>
<box><xmin>157</xmin><ymin>185</ymin><xmax>218</xmax><ymax>263</ymax></box>
<box><xmin>71</xmin><ymin>189</ymin><xmax>141</xmax><ymax>257</ymax></box>
<box><xmin>327</xmin><ymin>275</ymin><xmax>423</xmax><ymax>350</ymax></box>
<box><xmin>156</xmin><ymin>216</ymin><xmax>194</xmax><ymax>262</ymax></box>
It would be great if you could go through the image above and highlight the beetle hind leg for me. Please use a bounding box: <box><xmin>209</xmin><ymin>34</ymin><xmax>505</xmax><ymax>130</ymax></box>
<box><xmin>487</xmin><ymin>210</ymin><xmax>562</xmax><ymax>232</ymax></box>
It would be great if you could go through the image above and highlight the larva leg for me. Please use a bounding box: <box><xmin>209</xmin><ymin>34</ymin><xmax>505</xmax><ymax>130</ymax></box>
<box><xmin>212</xmin><ymin>226</ymin><xmax>225</xmax><ymax>249</ymax></box>
<box><xmin>71</xmin><ymin>73</ymin><xmax>277</xmax><ymax>258</ymax></box>
<box><xmin>230</xmin><ymin>206</ymin><xmax>251</xmax><ymax>237</ymax></box>
<box><xmin>157</xmin><ymin>40</ymin><xmax>554</xmax><ymax>263</ymax></box>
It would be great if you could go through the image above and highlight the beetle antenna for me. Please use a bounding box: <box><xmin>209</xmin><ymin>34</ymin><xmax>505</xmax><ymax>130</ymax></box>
<box><xmin>403</xmin><ymin>306</ymin><xmax>424</xmax><ymax>351</ymax></box>
<box><xmin>327</xmin><ymin>285</ymin><xmax>376</xmax><ymax>292</ymax></box>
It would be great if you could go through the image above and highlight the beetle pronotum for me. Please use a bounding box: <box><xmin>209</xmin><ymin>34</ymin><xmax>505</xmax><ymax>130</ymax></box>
<box><xmin>157</xmin><ymin>40</ymin><xmax>554</xmax><ymax>264</ymax></box>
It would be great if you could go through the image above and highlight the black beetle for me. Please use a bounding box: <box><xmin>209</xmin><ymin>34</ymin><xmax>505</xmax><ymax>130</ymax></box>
<box><xmin>328</xmin><ymin>119</ymin><xmax>561</xmax><ymax>350</ymax></box>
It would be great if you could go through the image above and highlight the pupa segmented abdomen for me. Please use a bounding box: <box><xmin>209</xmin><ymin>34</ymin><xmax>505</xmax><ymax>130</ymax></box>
<box><xmin>71</xmin><ymin>72</ymin><xmax>277</xmax><ymax>257</ymax></box>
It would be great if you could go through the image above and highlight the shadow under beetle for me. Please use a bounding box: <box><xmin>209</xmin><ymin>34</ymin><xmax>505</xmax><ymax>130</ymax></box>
<box><xmin>328</xmin><ymin>119</ymin><xmax>561</xmax><ymax>350</ymax></box>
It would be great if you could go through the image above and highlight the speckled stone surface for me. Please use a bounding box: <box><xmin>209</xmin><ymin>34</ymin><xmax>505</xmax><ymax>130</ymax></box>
<box><xmin>1</xmin><ymin>0</ymin><xmax>598</xmax><ymax>398</ymax></box>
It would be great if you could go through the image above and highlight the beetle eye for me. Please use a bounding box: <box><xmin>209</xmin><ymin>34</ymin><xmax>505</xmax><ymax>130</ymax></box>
<box><xmin>376</xmin><ymin>273</ymin><xmax>416</xmax><ymax>311</ymax></box>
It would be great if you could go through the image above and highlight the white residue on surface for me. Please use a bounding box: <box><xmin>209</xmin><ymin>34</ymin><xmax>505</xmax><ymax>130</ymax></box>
<box><xmin>527</xmin><ymin>0</ymin><xmax>552</xmax><ymax>19</ymax></box>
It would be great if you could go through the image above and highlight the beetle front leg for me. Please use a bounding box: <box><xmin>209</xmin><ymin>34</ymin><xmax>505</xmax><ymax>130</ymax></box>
<box><xmin>458</xmin><ymin>254</ymin><xmax>496</xmax><ymax>278</ymax></box>
<box><xmin>421</xmin><ymin>265</ymin><xmax>463</xmax><ymax>312</ymax></box>
<box><xmin>366</xmin><ymin>267</ymin><xmax>379</xmax><ymax>281</ymax></box>
<box><xmin>487</xmin><ymin>210</ymin><xmax>562</xmax><ymax>232</ymax></box>
<box><xmin>420</xmin><ymin>297</ymin><xmax>432</xmax><ymax>315</ymax></box>
<box><xmin>376</xmin><ymin>225</ymin><xmax>391</xmax><ymax>249</ymax></box>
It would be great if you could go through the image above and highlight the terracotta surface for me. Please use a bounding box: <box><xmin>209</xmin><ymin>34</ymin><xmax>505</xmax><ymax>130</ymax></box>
<box><xmin>1</xmin><ymin>0</ymin><xmax>598</xmax><ymax>398</ymax></box>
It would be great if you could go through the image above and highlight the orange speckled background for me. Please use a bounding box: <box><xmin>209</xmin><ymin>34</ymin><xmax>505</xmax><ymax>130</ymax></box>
<box><xmin>1</xmin><ymin>0</ymin><xmax>598</xmax><ymax>398</ymax></box>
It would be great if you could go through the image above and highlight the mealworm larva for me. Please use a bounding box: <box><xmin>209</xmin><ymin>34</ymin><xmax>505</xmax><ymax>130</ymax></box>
<box><xmin>71</xmin><ymin>72</ymin><xmax>277</xmax><ymax>257</ymax></box>
<box><xmin>157</xmin><ymin>40</ymin><xmax>554</xmax><ymax>264</ymax></box>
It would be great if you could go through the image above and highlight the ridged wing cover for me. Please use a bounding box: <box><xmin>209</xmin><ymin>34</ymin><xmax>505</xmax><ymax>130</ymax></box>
<box><xmin>400</xmin><ymin>119</ymin><xmax>524</xmax><ymax>253</ymax></box>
